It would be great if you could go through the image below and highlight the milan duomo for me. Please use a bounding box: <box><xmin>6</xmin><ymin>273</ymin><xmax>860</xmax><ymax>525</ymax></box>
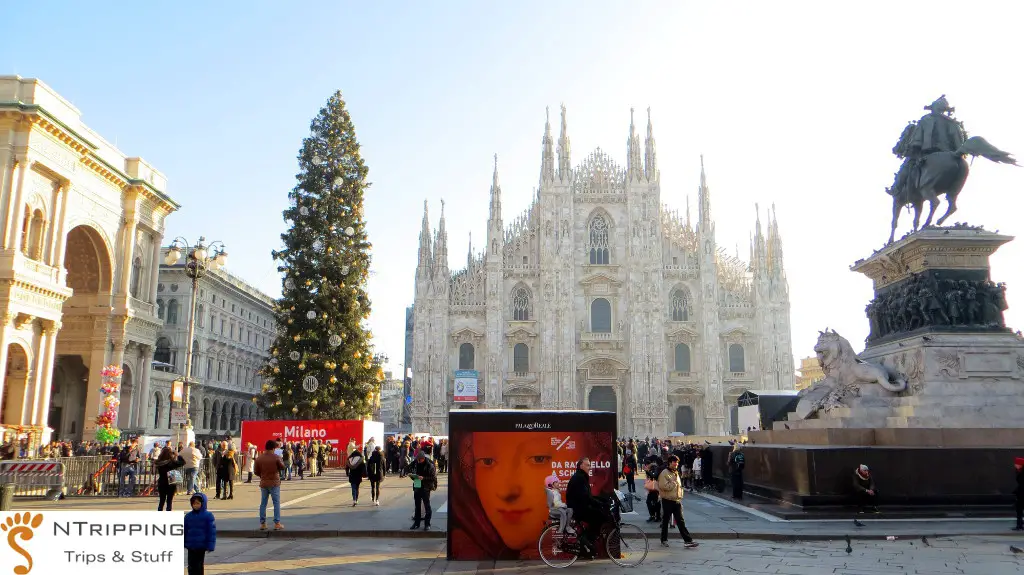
<box><xmin>410</xmin><ymin>106</ymin><xmax>794</xmax><ymax>437</ymax></box>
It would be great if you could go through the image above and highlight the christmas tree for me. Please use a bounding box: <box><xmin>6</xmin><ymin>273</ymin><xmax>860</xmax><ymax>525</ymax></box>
<box><xmin>260</xmin><ymin>91</ymin><xmax>383</xmax><ymax>420</ymax></box>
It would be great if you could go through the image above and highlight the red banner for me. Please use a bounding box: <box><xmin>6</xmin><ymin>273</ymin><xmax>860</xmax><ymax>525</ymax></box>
<box><xmin>241</xmin><ymin>420</ymin><xmax>364</xmax><ymax>457</ymax></box>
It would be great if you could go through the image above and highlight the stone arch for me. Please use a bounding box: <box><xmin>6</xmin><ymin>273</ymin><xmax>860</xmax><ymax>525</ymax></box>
<box><xmin>231</xmin><ymin>403</ymin><xmax>240</xmax><ymax>431</ymax></box>
<box><xmin>219</xmin><ymin>401</ymin><xmax>228</xmax><ymax>430</ymax></box>
<box><xmin>210</xmin><ymin>400</ymin><xmax>221</xmax><ymax>431</ymax></box>
<box><xmin>152</xmin><ymin>392</ymin><xmax>162</xmax><ymax>429</ymax></box>
<box><xmin>509</xmin><ymin>283</ymin><xmax>533</xmax><ymax>321</ymax></box>
<box><xmin>586</xmin><ymin>209</ymin><xmax>614</xmax><ymax>265</ymax></box>
<box><xmin>2</xmin><ymin>343</ymin><xmax>32</xmax><ymax>425</ymax></box>
<box><xmin>669</xmin><ymin>284</ymin><xmax>693</xmax><ymax>322</ymax></box>
<box><xmin>202</xmin><ymin>397</ymin><xmax>211</xmax><ymax>429</ymax></box>
<box><xmin>64</xmin><ymin>225</ymin><xmax>113</xmax><ymax>295</ymax></box>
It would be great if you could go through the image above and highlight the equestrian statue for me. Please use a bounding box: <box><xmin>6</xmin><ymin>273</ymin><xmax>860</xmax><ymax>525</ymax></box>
<box><xmin>887</xmin><ymin>95</ymin><xmax>1017</xmax><ymax>244</ymax></box>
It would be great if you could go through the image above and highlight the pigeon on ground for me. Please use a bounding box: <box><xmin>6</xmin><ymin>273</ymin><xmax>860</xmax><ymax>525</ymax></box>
<box><xmin>845</xmin><ymin>535</ymin><xmax>852</xmax><ymax>554</ymax></box>
<box><xmin>922</xmin><ymin>536</ymin><xmax>931</xmax><ymax>547</ymax></box>
<box><xmin>1010</xmin><ymin>545</ymin><xmax>1024</xmax><ymax>554</ymax></box>
<box><xmin>784</xmin><ymin>424</ymin><xmax>791</xmax><ymax>430</ymax></box>
<box><xmin>853</xmin><ymin>519</ymin><xmax>866</xmax><ymax>527</ymax></box>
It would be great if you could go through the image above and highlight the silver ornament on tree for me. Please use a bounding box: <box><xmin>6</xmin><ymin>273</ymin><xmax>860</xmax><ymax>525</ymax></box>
<box><xmin>312</xmin><ymin>155</ymin><xmax>322</xmax><ymax>166</ymax></box>
<box><xmin>303</xmin><ymin>375</ymin><xmax>319</xmax><ymax>392</ymax></box>
<box><xmin>345</xmin><ymin>227</ymin><xmax>355</xmax><ymax>237</ymax></box>
<box><xmin>284</xmin><ymin>278</ymin><xmax>295</xmax><ymax>290</ymax></box>
<box><xmin>289</xmin><ymin>351</ymin><xmax>301</xmax><ymax>361</ymax></box>
<box><xmin>312</xmin><ymin>239</ymin><xmax>323</xmax><ymax>251</ymax></box>
<box><xmin>328</xmin><ymin>334</ymin><xmax>342</xmax><ymax>347</ymax></box>
<box><xmin>306</xmin><ymin>310</ymin><xmax>317</xmax><ymax>320</ymax></box>
<box><xmin>341</xmin><ymin>265</ymin><xmax>350</xmax><ymax>275</ymax></box>
<box><xmin>299</xmin><ymin>206</ymin><xmax>310</xmax><ymax>216</ymax></box>
<box><xmin>333</xmin><ymin>176</ymin><xmax>343</xmax><ymax>187</ymax></box>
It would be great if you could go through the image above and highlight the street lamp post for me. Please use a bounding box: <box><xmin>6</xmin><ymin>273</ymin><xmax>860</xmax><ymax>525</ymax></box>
<box><xmin>164</xmin><ymin>236</ymin><xmax>228</xmax><ymax>437</ymax></box>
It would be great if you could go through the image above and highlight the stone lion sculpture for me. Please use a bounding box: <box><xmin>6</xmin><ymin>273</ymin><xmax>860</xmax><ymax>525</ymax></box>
<box><xmin>794</xmin><ymin>329</ymin><xmax>907</xmax><ymax>420</ymax></box>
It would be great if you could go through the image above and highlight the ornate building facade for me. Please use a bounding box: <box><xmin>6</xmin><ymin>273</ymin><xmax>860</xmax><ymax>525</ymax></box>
<box><xmin>795</xmin><ymin>356</ymin><xmax>825</xmax><ymax>391</ymax></box>
<box><xmin>144</xmin><ymin>254</ymin><xmax>274</xmax><ymax>439</ymax></box>
<box><xmin>0</xmin><ymin>76</ymin><xmax>178</xmax><ymax>442</ymax></box>
<box><xmin>411</xmin><ymin>107</ymin><xmax>794</xmax><ymax>437</ymax></box>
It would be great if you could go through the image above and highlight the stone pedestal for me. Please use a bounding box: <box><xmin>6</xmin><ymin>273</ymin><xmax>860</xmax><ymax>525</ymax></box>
<box><xmin>747</xmin><ymin>226</ymin><xmax>1024</xmax><ymax>509</ymax></box>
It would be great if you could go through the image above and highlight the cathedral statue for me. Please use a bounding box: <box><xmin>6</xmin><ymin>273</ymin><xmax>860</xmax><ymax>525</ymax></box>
<box><xmin>886</xmin><ymin>95</ymin><xmax>1017</xmax><ymax>244</ymax></box>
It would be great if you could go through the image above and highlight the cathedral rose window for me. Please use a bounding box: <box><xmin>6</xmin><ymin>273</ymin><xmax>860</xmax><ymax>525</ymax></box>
<box><xmin>511</xmin><ymin>286</ymin><xmax>531</xmax><ymax>321</ymax></box>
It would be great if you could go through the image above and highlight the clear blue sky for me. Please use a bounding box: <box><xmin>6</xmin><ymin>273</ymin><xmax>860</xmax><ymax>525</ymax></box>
<box><xmin>4</xmin><ymin>2</ymin><xmax>1024</xmax><ymax>373</ymax></box>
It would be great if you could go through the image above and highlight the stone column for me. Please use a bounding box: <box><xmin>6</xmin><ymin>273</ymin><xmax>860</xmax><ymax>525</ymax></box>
<box><xmin>134</xmin><ymin>345</ymin><xmax>153</xmax><ymax>428</ymax></box>
<box><xmin>48</xmin><ymin>182</ymin><xmax>70</xmax><ymax>267</ymax></box>
<box><xmin>32</xmin><ymin>321</ymin><xmax>60</xmax><ymax>427</ymax></box>
<box><xmin>81</xmin><ymin>339</ymin><xmax>109</xmax><ymax>439</ymax></box>
<box><xmin>4</xmin><ymin>158</ymin><xmax>31</xmax><ymax>251</ymax></box>
<box><xmin>0</xmin><ymin>314</ymin><xmax>12</xmax><ymax>412</ymax></box>
<box><xmin>118</xmin><ymin>219</ymin><xmax>138</xmax><ymax>298</ymax></box>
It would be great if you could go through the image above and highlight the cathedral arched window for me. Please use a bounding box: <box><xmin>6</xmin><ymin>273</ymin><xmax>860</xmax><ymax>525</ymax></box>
<box><xmin>674</xmin><ymin>343</ymin><xmax>691</xmax><ymax>373</ymax></box>
<box><xmin>511</xmin><ymin>286</ymin><xmax>531</xmax><ymax>321</ymax></box>
<box><xmin>459</xmin><ymin>343</ymin><xmax>475</xmax><ymax>370</ymax></box>
<box><xmin>513</xmin><ymin>343</ymin><xmax>529</xmax><ymax>375</ymax></box>
<box><xmin>670</xmin><ymin>288</ymin><xmax>692</xmax><ymax>321</ymax></box>
<box><xmin>729</xmin><ymin>344</ymin><xmax>745</xmax><ymax>373</ymax></box>
<box><xmin>588</xmin><ymin>215</ymin><xmax>610</xmax><ymax>264</ymax></box>
<box><xmin>591</xmin><ymin>298</ymin><xmax>612</xmax><ymax>333</ymax></box>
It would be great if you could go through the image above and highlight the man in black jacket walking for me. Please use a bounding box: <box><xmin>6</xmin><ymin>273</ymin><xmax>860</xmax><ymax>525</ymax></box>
<box><xmin>408</xmin><ymin>450</ymin><xmax>437</xmax><ymax>531</ymax></box>
<box><xmin>566</xmin><ymin>458</ymin><xmax>605</xmax><ymax>556</ymax></box>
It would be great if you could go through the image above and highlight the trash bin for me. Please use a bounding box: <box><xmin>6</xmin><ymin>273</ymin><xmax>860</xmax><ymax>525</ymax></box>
<box><xmin>0</xmin><ymin>484</ymin><xmax>14</xmax><ymax>511</ymax></box>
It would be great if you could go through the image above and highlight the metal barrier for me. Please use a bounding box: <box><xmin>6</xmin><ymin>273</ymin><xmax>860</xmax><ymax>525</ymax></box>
<box><xmin>0</xmin><ymin>460</ymin><xmax>65</xmax><ymax>500</ymax></box>
<box><xmin>2</xmin><ymin>455</ymin><xmax>241</xmax><ymax>498</ymax></box>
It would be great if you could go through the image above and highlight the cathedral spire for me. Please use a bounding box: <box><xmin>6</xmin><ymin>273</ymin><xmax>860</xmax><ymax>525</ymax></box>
<box><xmin>489</xmin><ymin>153</ymin><xmax>502</xmax><ymax>222</ymax></box>
<box><xmin>557</xmin><ymin>103</ymin><xmax>571</xmax><ymax>182</ymax></box>
<box><xmin>541</xmin><ymin>107</ymin><xmax>555</xmax><ymax>183</ymax></box>
<box><xmin>434</xmin><ymin>199</ymin><xmax>448</xmax><ymax>275</ymax></box>
<box><xmin>753</xmin><ymin>203</ymin><xmax>767</xmax><ymax>274</ymax></box>
<box><xmin>418</xmin><ymin>199</ymin><xmax>433</xmax><ymax>276</ymax></box>
<box><xmin>626</xmin><ymin>108</ymin><xmax>642</xmax><ymax>181</ymax></box>
<box><xmin>698</xmin><ymin>155</ymin><xmax>713</xmax><ymax>232</ymax></box>
<box><xmin>685</xmin><ymin>195</ymin><xmax>691</xmax><ymax>229</ymax></box>
<box><xmin>467</xmin><ymin>231</ymin><xmax>473</xmax><ymax>269</ymax></box>
<box><xmin>644</xmin><ymin>107</ymin><xmax>657</xmax><ymax>181</ymax></box>
<box><xmin>768</xmin><ymin>203</ymin><xmax>785</xmax><ymax>275</ymax></box>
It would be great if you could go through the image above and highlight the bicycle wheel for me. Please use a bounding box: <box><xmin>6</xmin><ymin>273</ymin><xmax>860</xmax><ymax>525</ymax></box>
<box><xmin>605</xmin><ymin>523</ymin><xmax>649</xmax><ymax>567</ymax></box>
<box><xmin>538</xmin><ymin>524</ymin><xmax>579</xmax><ymax>569</ymax></box>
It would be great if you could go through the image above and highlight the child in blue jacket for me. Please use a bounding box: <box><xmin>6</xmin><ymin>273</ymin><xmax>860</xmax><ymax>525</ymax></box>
<box><xmin>183</xmin><ymin>493</ymin><xmax>216</xmax><ymax>575</ymax></box>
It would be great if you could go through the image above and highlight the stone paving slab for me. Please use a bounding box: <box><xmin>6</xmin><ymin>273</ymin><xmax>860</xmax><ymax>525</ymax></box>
<box><xmin>202</xmin><ymin>536</ymin><xmax>1024</xmax><ymax>574</ymax></box>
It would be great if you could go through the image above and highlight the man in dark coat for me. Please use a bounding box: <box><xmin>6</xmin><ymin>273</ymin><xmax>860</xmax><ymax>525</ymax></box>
<box><xmin>408</xmin><ymin>450</ymin><xmax>437</xmax><ymax>531</ymax></box>
<box><xmin>566</xmin><ymin>458</ymin><xmax>605</xmax><ymax>556</ymax></box>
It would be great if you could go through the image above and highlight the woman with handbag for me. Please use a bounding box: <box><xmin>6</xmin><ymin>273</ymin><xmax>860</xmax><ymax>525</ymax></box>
<box><xmin>644</xmin><ymin>461</ymin><xmax>662</xmax><ymax>523</ymax></box>
<box><xmin>622</xmin><ymin>449</ymin><xmax>638</xmax><ymax>494</ymax></box>
<box><xmin>155</xmin><ymin>446</ymin><xmax>185</xmax><ymax>511</ymax></box>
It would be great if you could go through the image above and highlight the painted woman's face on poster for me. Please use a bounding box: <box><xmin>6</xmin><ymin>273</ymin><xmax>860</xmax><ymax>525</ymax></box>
<box><xmin>447</xmin><ymin>411</ymin><xmax>616</xmax><ymax>561</ymax></box>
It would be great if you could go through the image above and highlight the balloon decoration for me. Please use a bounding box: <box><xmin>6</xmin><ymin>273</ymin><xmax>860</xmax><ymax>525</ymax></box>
<box><xmin>95</xmin><ymin>364</ymin><xmax>122</xmax><ymax>444</ymax></box>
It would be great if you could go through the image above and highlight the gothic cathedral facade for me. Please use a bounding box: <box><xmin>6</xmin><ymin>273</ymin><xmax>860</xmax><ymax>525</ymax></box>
<box><xmin>411</xmin><ymin>107</ymin><xmax>793</xmax><ymax>437</ymax></box>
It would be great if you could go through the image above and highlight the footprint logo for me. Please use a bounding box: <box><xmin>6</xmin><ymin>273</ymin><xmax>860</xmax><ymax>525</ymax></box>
<box><xmin>1</xmin><ymin>512</ymin><xmax>42</xmax><ymax>575</ymax></box>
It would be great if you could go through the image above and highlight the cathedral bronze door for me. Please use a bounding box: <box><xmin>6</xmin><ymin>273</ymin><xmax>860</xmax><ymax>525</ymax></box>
<box><xmin>588</xmin><ymin>386</ymin><xmax>617</xmax><ymax>414</ymax></box>
<box><xmin>674</xmin><ymin>406</ymin><xmax>695</xmax><ymax>435</ymax></box>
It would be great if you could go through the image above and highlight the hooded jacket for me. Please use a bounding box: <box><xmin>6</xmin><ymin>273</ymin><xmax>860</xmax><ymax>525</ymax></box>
<box><xmin>183</xmin><ymin>493</ymin><xmax>216</xmax><ymax>551</ymax></box>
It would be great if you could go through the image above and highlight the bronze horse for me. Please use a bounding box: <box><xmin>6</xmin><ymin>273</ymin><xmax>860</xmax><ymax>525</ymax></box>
<box><xmin>887</xmin><ymin>136</ymin><xmax>1017</xmax><ymax>244</ymax></box>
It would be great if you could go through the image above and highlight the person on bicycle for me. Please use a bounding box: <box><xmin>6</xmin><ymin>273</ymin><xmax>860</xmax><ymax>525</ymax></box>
<box><xmin>566</xmin><ymin>457</ymin><xmax>606</xmax><ymax>557</ymax></box>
